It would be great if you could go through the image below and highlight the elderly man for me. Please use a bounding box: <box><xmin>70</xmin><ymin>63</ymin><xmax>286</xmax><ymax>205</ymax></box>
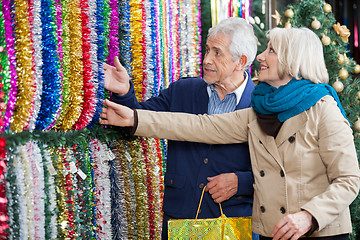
<box><xmin>104</xmin><ymin>17</ymin><xmax>258</xmax><ymax>239</ymax></box>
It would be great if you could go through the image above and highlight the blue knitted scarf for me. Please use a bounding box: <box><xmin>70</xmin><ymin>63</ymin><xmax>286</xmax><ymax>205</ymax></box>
<box><xmin>251</xmin><ymin>79</ymin><xmax>348</xmax><ymax>122</ymax></box>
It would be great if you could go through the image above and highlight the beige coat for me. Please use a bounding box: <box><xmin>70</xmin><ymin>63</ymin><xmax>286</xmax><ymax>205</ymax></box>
<box><xmin>135</xmin><ymin>95</ymin><xmax>360</xmax><ymax>237</ymax></box>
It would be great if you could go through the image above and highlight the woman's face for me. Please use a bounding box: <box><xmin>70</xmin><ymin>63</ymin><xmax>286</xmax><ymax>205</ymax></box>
<box><xmin>256</xmin><ymin>42</ymin><xmax>292</xmax><ymax>88</ymax></box>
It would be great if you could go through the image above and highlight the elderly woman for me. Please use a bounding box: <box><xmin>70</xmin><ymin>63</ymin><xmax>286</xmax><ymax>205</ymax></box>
<box><xmin>100</xmin><ymin>27</ymin><xmax>360</xmax><ymax>240</ymax></box>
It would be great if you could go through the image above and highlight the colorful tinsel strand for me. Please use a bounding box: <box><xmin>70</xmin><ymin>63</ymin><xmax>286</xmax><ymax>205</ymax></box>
<box><xmin>59</xmin><ymin>0</ymin><xmax>84</xmax><ymax>131</ymax></box>
<box><xmin>73</xmin><ymin>0</ymin><xmax>96</xmax><ymax>130</ymax></box>
<box><xmin>0</xmin><ymin>8</ymin><xmax>11</xmax><ymax>133</ymax></box>
<box><xmin>40</xmin><ymin>145</ymin><xmax>57</xmax><ymax>240</ymax></box>
<box><xmin>35</xmin><ymin>0</ymin><xmax>62</xmax><ymax>130</ymax></box>
<box><xmin>0</xmin><ymin>137</ymin><xmax>9</xmax><ymax>239</ymax></box>
<box><xmin>10</xmin><ymin>0</ymin><xmax>36</xmax><ymax>132</ymax></box>
<box><xmin>86</xmin><ymin>0</ymin><xmax>107</xmax><ymax>128</ymax></box>
<box><xmin>27</xmin><ymin>0</ymin><xmax>43</xmax><ymax>131</ymax></box>
<box><xmin>72</xmin><ymin>143</ymin><xmax>96</xmax><ymax>238</ymax></box>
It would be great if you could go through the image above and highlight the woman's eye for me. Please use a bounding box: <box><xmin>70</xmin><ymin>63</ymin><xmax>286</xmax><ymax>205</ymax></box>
<box><xmin>269</xmin><ymin>48</ymin><xmax>275</xmax><ymax>53</ymax></box>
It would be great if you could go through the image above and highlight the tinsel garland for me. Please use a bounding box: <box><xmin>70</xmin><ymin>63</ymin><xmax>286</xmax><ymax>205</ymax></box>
<box><xmin>72</xmin><ymin>143</ymin><xmax>95</xmax><ymax>239</ymax></box>
<box><xmin>5</xmin><ymin>148</ymin><xmax>20</xmax><ymax>240</ymax></box>
<box><xmin>143</xmin><ymin>0</ymin><xmax>154</xmax><ymax>99</ymax></box>
<box><xmin>84</xmin><ymin>0</ymin><xmax>99</xmax><ymax>129</ymax></box>
<box><xmin>15</xmin><ymin>145</ymin><xmax>29</xmax><ymax>238</ymax></box>
<box><xmin>91</xmin><ymin>140</ymin><xmax>112</xmax><ymax>239</ymax></box>
<box><xmin>86</xmin><ymin>0</ymin><xmax>107</xmax><ymax>128</ymax></box>
<box><xmin>105</xmin><ymin>0</ymin><xmax>119</xmax><ymax>65</ymax></box>
<box><xmin>160</xmin><ymin>0</ymin><xmax>170</xmax><ymax>89</ymax></box>
<box><xmin>58</xmin><ymin>0</ymin><xmax>84</xmax><ymax>131</ymax></box>
<box><xmin>149</xmin><ymin>138</ymin><xmax>165</xmax><ymax>237</ymax></box>
<box><xmin>10</xmin><ymin>0</ymin><xmax>36</xmax><ymax>132</ymax></box>
<box><xmin>178</xmin><ymin>0</ymin><xmax>184</xmax><ymax>76</ymax></box>
<box><xmin>28</xmin><ymin>141</ymin><xmax>46</xmax><ymax>239</ymax></box>
<box><xmin>117</xmin><ymin>0</ymin><xmax>132</xmax><ymax>74</ymax></box>
<box><xmin>140</xmin><ymin>0</ymin><xmax>148</xmax><ymax>101</ymax></box>
<box><xmin>40</xmin><ymin>145</ymin><xmax>57</xmax><ymax>240</ymax></box>
<box><xmin>102</xmin><ymin>0</ymin><xmax>110</xmax><ymax>59</ymax></box>
<box><xmin>63</xmin><ymin>148</ymin><xmax>76</xmax><ymax>238</ymax></box>
<box><xmin>128</xmin><ymin>139</ymin><xmax>150</xmax><ymax>239</ymax></box>
<box><xmin>195</xmin><ymin>0</ymin><xmax>202</xmax><ymax>76</ymax></box>
<box><xmin>53</xmin><ymin>0</ymin><xmax>64</xmax><ymax>128</ymax></box>
<box><xmin>0</xmin><ymin>137</ymin><xmax>9</xmax><ymax>239</ymax></box>
<box><xmin>169</xmin><ymin>0</ymin><xmax>180</xmax><ymax>84</ymax></box>
<box><xmin>54</xmin><ymin>0</ymin><xmax>70</xmax><ymax>129</ymax></box>
<box><xmin>147</xmin><ymin>0</ymin><xmax>159</xmax><ymax>98</ymax></box>
<box><xmin>73</xmin><ymin>0</ymin><xmax>96</xmax><ymax>130</ymax></box>
<box><xmin>35</xmin><ymin>0</ymin><xmax>62</xmax><ymax>130</ymax></box>
<box><xmin>27</xmin><ymin>0</ymin><xmax>43</xmax><ymax>131</ymax></box>
<box><xmin>114</xmin><ymin>140</ymin><xmax>137</xmax><ymax>238</ymax></box>
<box><xmin>140</xmin><ymin>138</ymin><xmax>156</xmax><ymax>238</ymax></box>
<box><xmin>51</xmin><ymin>147</ymin><xmax>71</xmax><ymax>238</ymax></box>
<box><xmin>130</xmin><ymin>0</ymin><xmax>145</xmax><ymax>101</ymax></box>
<box><xmin>109</xmin><ymin>141</ymin><xmax>132</xmax><ymax>239</ymax></box>
<box><xmin>158</xmin><ymin>138</ymin><xmax>167</xmax><ymax>184</ymax></box>
<box><xmin>2</xmin><ymin>0</ymin><xmax>18</xmax><ymax>132</ymax></box>
<box><xmin>153</xmin><ymin>0</ymin><xmax>162</xmax><ymax>96</ymax></box>
<box><xmin>0</xmin><ymin>9</ymin><xmax>11</xmax><ymax>133</ymax></box>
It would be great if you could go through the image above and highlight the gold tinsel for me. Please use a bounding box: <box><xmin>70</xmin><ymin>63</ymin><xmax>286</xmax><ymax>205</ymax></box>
<box><xmin>10</xmin><ymin>0</ymin><xmax>36</xmax><ymax>132</ymax></box>
<box><xmin>57</xmin><ymin>0</ymin><xmax>84</xmax><ymax>131</ymax></box>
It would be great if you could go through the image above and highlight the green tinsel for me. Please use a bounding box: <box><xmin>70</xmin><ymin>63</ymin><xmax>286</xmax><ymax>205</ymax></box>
<box><xmin>1</xmin><ymin>125</ymin><xmax>134</xmax><ymax>150</ymax></box>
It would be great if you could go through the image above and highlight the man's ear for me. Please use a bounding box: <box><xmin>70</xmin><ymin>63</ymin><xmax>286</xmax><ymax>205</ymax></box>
<box><xmin>235</xmin><ymin>55</ymin><xmax>248</xmax><ymax>71</ymax></box>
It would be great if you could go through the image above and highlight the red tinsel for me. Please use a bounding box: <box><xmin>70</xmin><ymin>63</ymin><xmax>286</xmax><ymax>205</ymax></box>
<box><xmin>0</xmin><ymin>137</ymin><xmax>9</xmax><ymax>239</ymax></box>
<box><xmin>73</xmin><ymin>0</ymin><xmax>95</xmax><ymax>130</ymax></box>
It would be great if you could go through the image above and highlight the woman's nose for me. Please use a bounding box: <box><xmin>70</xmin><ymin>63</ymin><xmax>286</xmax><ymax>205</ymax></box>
<box><xmin>256</xmin><ymin>52</ymin><xmax>264</xmax><ymax>62</ymax></box>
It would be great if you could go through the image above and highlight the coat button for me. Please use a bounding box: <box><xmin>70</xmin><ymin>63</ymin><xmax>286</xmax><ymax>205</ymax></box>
<box><xmin>280</xmin><ymin>170</ymin><xmax>285</xmax><ymax>177</ymax></box>
<box><xmin>237</xmin><ymin>196</ymin><xmax>243</xmax><ymax>200</ymax></box>
<box><xmin>288</xmin><ymin>136</ymin><xmax>295</xmax><ymax>143</ymax></box>
<box><xmin>203</xmin><ymin>158</ymin><xmax>209</xmax><ymax>164</ymax></box>
<box><xmin>170</xmin><ymin>179</ymin><xmax>174</xmax><ymax>185</ymax></box>
<box><xmin>280</xmin><ymin>207</ymin><xmax>286</xmax><ymax>214</ymax></box>
<box><xmin>259</xmin><ymin>140</ymin><xmax>263</xmax><ymax>144</ymax></box>
<box><xmin>199</xmin><ymin>183</ymin><xmax>204</xmax><ymax>189</ymax></box>
<box><xmin>260</xmin><ymin>206</ymin><xmax>265</xmax><ymax>212</ymax></box>
<box><xmin>260</xmin><ymin>170</ymin><xmax>265</xmax><ymax>177</ymax></box>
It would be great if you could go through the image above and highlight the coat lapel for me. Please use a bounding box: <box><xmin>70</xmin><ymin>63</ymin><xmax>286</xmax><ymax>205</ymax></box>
<box><xmin>275</xmin><ymin>111</ymin><xmax>308</xmax><ymax>147</ymax></box>
<box><xmin>248</xmin><ymin>120</ymin><xmax>283</xmax><ymax>166</ymax></box>
<box><xmin>248</xmin><ymin>111</ymin><xmax>308</xmax><ymax>167</ymax></box>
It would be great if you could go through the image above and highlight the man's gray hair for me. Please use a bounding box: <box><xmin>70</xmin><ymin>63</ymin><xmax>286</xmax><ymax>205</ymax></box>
<box><xmin>208</xmin><ymin>17</ymin><xmax>258</xmax><ymax>69</ymax></box>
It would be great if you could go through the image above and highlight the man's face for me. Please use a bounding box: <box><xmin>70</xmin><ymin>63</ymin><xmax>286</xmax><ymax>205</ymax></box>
<box><xmin>202</xmin><ymin>33</ymin><xmax>239</xmax><ymax>85</ymax></box>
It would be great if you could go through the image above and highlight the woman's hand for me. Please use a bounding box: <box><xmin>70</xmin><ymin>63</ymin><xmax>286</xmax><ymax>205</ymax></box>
<box><xmin>99</xmin><ymin>99</ymin><xmax>135</xmax><ymax>127</ymax></box>
<box><xmin>272</xmin><ymin>211</ymin><xmax>313</xmax><ymax>240</ymax></box>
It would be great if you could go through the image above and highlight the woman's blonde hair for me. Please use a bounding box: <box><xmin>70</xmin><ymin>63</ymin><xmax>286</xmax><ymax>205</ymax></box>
<box><xmin>268</xmin><ymin>27</ymin><xmax>329</xmax><ymax>83</ymax></box>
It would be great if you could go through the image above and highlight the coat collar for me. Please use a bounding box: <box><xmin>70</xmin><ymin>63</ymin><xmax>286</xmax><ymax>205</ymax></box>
<box><xmin>248</xmin><ymin>111</ymin><xmax>308</xmax><ymax>165</ymax></box>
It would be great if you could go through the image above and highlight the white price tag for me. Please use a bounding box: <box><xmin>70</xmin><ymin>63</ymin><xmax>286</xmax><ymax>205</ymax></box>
<box><xmin>69</xmin><ymin>162</ymin><xmax>78</xmax><ymax>174</ymax></box>
<box><xmin>77</xmin><ymin>169</ymin><xmax>87</xmax><ymax>180</ymax></box>
<box><xmin>107</xmin><ymin>149</ymin><xmax>116</xmax><ymax>160</ymax></box>
<box><xmin>47</xmin><ymin>163</ymin><xmax>57</xmax><ymax>176</ymax></box>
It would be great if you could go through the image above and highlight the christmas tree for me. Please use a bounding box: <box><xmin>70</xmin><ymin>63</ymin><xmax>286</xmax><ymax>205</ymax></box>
<box><xmin>251</xmin><ymin>0</ymin><xmax>360</xmax><ymax>238</ymax></box>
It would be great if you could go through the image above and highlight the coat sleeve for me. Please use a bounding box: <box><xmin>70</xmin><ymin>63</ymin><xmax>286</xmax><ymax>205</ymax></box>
<box><xmin>135</xmin><ymin>108</ymin><xmax>252</xmax><ymax>144</ymax></box>
<box><xmin>111</xmin><ymin>80</ymin><xmax>172</xmax><ymax>111</ymax></box>
<box><xmin>301</xmin><ymin>97</ymin><xmax>360</xmax><ymax>231</ymax></box>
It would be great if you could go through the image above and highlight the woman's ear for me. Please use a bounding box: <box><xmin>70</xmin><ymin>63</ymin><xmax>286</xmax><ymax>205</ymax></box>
<box><xmin>236</xmin><ymin>55</ymin><xmax>248</xmax><ymax>71</ymax></box>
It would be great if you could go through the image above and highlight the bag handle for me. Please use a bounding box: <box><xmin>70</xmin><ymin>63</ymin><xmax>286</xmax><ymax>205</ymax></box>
<box><xmin>195</xmin><ymin>185</ymin><xmax>224</xmax><ymax>219</ymax></box>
